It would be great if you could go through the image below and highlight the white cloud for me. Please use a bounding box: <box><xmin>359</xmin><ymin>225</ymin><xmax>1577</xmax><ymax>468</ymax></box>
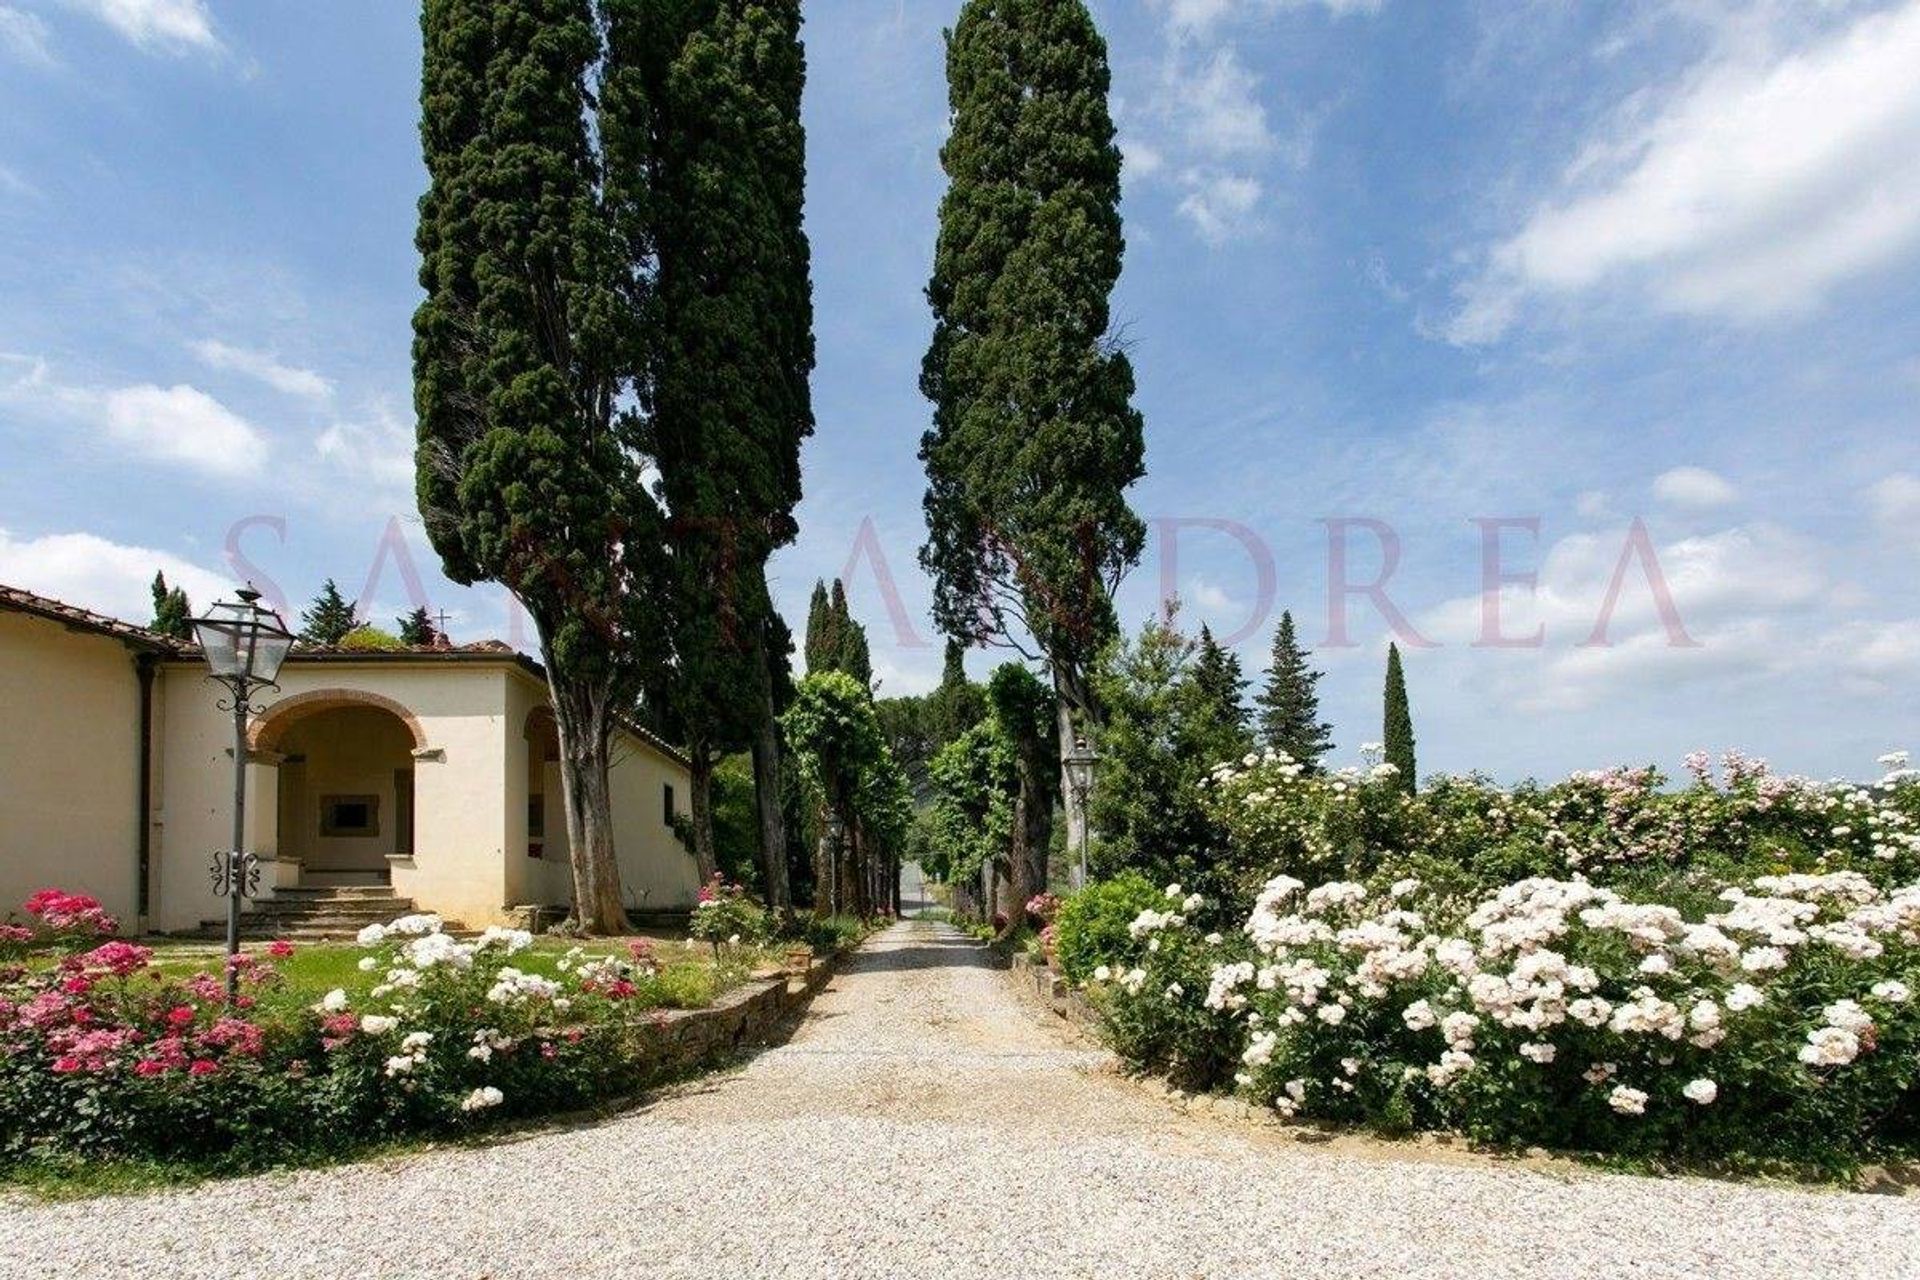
<box><xmin>1575</xmin><ymin>490</ymin><xmax>1612</xmax><ymax>520</ymax></box>
<box><xmin>1174</xmin><ymin>47</ymin><xmax>1273</xmax><ymax>157</ymax></box>
<box><xmin>1450</xmin><ymin>0</ymin><xmax>1920</xmax><ymax>343</ymax></box>
<box><xmin>1867</xmin><ymin>473</ymin><xmax>1920</xmax><ymax>531</ymax></box>
<box><xmin>1177</xmin><ymin>170</ymin><xmax>1263</xmax><ymax>244</ymax></box>
<box><xmin>1119</xmin><ymin>136</ymin><xmax>1166</xmax><ymax>181</ymax></box>
<box><xmin>103</xmin><ymin>383</ymin><xmax>267</xmax><ymax>478</ymax></box>
<box><xmin>62</xmin><ymin>0</ymin><xmax>219</xmax><ymax>54</ymax></box>
<box><xmin>1157</xmin><ymin>0</ymin><xmax>1384</xmax><ymax>38</ymax></box>
<box><xmin>1652</xmin><ymin>466</ymin><xmax>1738</xmax><ymax>509</ymax></box>
<box><xmin>0</xmin><ymin>6</ymin><xmax>54</xmax><ymax>65</ymax></box>
<box><xmin>192</xmin><ymin>339</ymin><xmax>333</xmax><ymax>402</ymax></box>
<box><xmin>315</xmin><ymin>400</ymin><xmax>415</xmax><ymax>501</ymax></box>
<box><xmin>0</xmin><ymin>527</ymin><xmax>231</xmax><ymax>624</ymax></box>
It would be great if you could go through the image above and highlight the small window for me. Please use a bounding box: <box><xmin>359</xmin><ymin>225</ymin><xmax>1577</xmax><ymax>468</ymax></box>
<box><xmin>320</xmin><ymin>795</ymin><xmax>379</xmax><ymax>838</ymax></box>
<box><xmin>527</xmin><ymin>794</ymin><xmax>545</xmax><ymax>848</ymax></box>
<box><xmin>394</xmin><ymin>769</ymin><xmax>415</xmax><ymax>856</ymax></box>
<box><xmin>663</xmin><ymin>783</ymin><xmax>675</xmax><ymax>826</ymax></box>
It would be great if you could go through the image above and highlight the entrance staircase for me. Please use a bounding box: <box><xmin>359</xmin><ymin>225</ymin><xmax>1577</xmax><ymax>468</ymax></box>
<box><xmin>197</xmin><ymin>886</ymin><xmax>461</xmax><ymax>942</ymax></box>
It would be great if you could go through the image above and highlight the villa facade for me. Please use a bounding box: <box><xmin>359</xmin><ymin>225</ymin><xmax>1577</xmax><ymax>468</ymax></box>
<box><xmin>0</xmin><ymin>584</ymin><xmax>697</xmax><ymax>933</ymax></box>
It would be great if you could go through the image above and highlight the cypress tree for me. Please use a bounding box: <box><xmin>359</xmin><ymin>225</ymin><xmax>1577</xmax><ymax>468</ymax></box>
<box><xmin>925</xmin><ymin>639</ymin><xmax>987</xmax><ymax>749</ymax></box>
<box><xmin>804</xmin><ymin>580</ymin><xmax>834</xmax><ymax>673</ymax></box>
<box><xmin>414</xmin><ymin>0</ymin><xmax>665</xmax><ymax>932</ymax></box>
<box><xmin>149</xmin><ymin>572</ymin><xmax>192</xmax><ymax>640</ymax></box>
<box><xmin>624</xmin><ymin>0</ymin><xmax>814</xmax><ymax>899</ymax></box>
<box><xmin>397</xmin><ymin>606</ymin><xmax>438</xmax><ymax>647</ymax></box>
<box><xmin>298</xmin><ymin>579</ymin><xmax>358</xmax><ymax>646</ymax></box>
<box><xmin>830</xmin><ymin>579</ymin><xmax>872</xmax><ymax>690</ymax></box>
<box><xmin>1383</xmin><ymin>642</ymin><xmax>1416</xmax><ymax>794</ymax></box>
<box><xmin>920</xmin><ymin>0</ymin><xmax>1147</xmax><ymax>851</ymax></box>
<box><xmin>1255</xmin><ymin>610</ymin><xmax>1333</xmax><ymax>770</ymax></box>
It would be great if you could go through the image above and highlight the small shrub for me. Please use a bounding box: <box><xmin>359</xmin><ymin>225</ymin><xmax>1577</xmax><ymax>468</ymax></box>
<box><xmin>688</xmin><ymin>875</ymin><xmax>773</xmax><ymax>952</ymax></box>
<box><xmin>1052</xmin><ymin>871</ymin><xmax>1165</xmax><ymax>984</ymax></box>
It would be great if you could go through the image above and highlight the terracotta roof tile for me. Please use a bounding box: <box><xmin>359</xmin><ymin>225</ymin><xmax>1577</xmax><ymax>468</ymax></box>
<box><xmin>0</xmin><ymin>583</ymin><xmax>185</xmax><ymax>652</ymax></box>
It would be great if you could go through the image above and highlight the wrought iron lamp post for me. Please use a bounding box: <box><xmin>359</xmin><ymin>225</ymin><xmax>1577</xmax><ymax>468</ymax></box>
<box><xmin>189</xmin><ymin>587</ymin><xmax>294</xmax><ymax>1000</ymax></box>
<box><xmin>825</xmin><ymin>810</ymin><xmax>846</xmax><ymax>918</ymax></box>
<box><xmin>1063</xmin><ymin>735</ymin><xmax>1099</xmax><ymax>891</ymax></box>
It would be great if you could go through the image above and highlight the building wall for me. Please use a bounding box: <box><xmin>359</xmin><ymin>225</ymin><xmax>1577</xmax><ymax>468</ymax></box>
<box><xmin>275</xmin><ymin>706</ymin><xmax>417</xmax><ymax>874</ymax></box>
<box><xmin>0</xmin><ymin>611</ymin><xmax>144</xmax><ymax>925</ymax></box>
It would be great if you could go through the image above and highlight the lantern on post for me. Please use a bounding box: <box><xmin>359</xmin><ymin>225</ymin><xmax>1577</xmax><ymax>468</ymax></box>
<box><xmin>189</xmin><ymin>586</ymin><xmax>295</xmax><ymax>1000</ymax></box>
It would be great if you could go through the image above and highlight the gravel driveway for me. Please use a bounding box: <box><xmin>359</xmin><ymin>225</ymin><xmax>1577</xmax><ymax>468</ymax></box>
<box><xmin>4</xmin><ymin>917</ymin><xmax>1916</xmax><ymax>1279</ymax></box>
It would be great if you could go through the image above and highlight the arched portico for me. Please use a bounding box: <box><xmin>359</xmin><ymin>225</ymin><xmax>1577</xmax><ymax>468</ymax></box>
<box><xmin>254</xmin><ymin>690</ymin><xmax>426</xmax><ymax>885</ymax></box>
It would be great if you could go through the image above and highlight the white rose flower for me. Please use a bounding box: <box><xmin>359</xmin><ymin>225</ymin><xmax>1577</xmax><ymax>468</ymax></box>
<box><xmin>1872</xmin><ymin>979</ymin><xmax>1911</xmax><ymax>1004</ymax></box>
<box><xmin>1092</xmin><ymin>965</ymin><xmax>1111</xmax><ymax>982</ymax></box>
<box><xmin>318</xmin><ymin>988</ymin><xmax>349</xmax><ymax>1014</ymax></box>
<box><xmin>357</xmin><ymin>956</ymin><xmax>378</xmax><ymax>972</ymax></box>
<box><xmin>360</xmin><ymin>1014</ymin><xmax>398</xmax><ymax>1035</ymax></box>
<box><xmin>460</xmin><ymin>1086</ymin><xmax>505</xmax><ymax>1112</ymax></box>
<box><xmin>1683</xmin><ymin>1078</ymin><xmax>1718</xmax><ymax>1105</ymax></box>
<box><xmin>1608</xmin><ymin>1085</ymin><xmax>1648</xmax><ymax>1115</ymax></box>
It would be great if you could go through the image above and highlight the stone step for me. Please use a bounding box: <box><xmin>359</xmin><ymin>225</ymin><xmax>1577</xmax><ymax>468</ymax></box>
<box><xmin>250</xmin><ymin>900</ymin><xmax>414</xmax><ymax>919</ymax></box>
<box><xmin>269</xmin><ymin>885</ymin><xmax>404</xmax><ymax>900</ymax></box>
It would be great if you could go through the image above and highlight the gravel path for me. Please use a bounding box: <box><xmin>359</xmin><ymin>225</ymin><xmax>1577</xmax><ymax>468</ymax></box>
<box><xmin>4</xmin><ymin>917</ymin><xmax>1917</xmax><ymax>1279</ymax></box>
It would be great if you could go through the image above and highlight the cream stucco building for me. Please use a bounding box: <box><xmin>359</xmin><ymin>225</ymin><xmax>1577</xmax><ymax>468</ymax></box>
<box><xmin>0</xmin><ymin>584</ymin><xmax>697</xmax><ymax>933</ymax></box>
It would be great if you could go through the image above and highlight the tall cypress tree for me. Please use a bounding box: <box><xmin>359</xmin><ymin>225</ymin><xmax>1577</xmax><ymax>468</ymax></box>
<box><xmin>624</xmin><ymin>0</ymin><xmax>814</xmax><ymax>900</ymax></box>
<box><xmin>414</xmin><ymin>0</ymin><xmax>664</xmax><ymax>933</ymax></box>
<box><xmin>1383</xmin><ymin>642</ymin><xmax>1416</xmax><ymax>795</ymax></box>
<box><xmin>396</xmin><ymin>606</ymin><xmax>439</xmax><ymax>647</ymax></box>
<box><xmin>925</xmin><ymin>639</ymin><xmax>987</xmax><ymax>749</ymax></box>
<box><xmin>830</xmin><ymin>579</ymin><xmax>872</xmax><ymax>690</ymax></box>
<box><xmin>920</xmin><ymin>0</ymin><xmax>1147</xmax><ymax>854</ymax></box>
<box><xmin>149</xmin><ymin>572</ymin><xmax>192</xmax><ymax>640</ymax></box>
<box><xmin>1255</xmin><ymin>610</ymin><xmax>1333</xmax><ymax>770</ymax></box>
<box><xmin>804</xmin><ymin>580</ymin><xmax>834</xmax><ymax>673</ymax></box>
<box><xmin>298</xmin><ymin>579</ymin><xmax>358</xmax><ymax>646</ymax></box>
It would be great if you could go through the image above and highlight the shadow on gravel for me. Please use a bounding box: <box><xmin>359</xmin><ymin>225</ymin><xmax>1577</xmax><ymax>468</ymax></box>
<box><xmin>842</xmin><ymin>936</ymin><xmax>1003</xmax><ymax>975</ymax></box>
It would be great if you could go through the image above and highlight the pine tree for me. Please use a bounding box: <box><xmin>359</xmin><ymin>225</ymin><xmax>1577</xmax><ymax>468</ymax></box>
<box><xmin>149</xmin><ymin>572</ymin><xmax>192</xmax><ymax>640</ymax></box>
<box><xmin>415</xmin><ymin>0</ymin><xmax>668</xmax><ymax>932</ymax></box>
<box><xmin>397</xmin><ymin>606</ymin><xmax>438</xmax><ymax>647</ymax></box>
<box><xmin>1190</xmin><ymin>625</ymin><xmax>1250</xmax><ymax>740</ymax></box>
<box><xmin>919</xmin><ymin>0</ymin><xmax>1147</xmax><ymax>857</ymax></box>
<box><xmin>1255</xmin><ymin>610</ymin><xmax>1333</xmax><ymax>770</ymax></box>
<box><xmin>298</xmin><ymin>579</ymin><xmax>358</xmax><ymax>646</ymax></box>
<box><xmin>1383</xmin><ymin>642</ymin><xmax>1416</xmax><ymax>795</ymax></box>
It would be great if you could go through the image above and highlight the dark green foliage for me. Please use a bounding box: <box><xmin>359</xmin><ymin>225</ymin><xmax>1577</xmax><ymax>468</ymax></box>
<box><xmin>1088</xmin><ymin>608</ymin><xmax>1248</xmax><ymax>895</ymax></box>
<box><xmin>1255</xmin><ymin>610</ymin><xmax>1333</xmax><ymax>769</ymax></box>
<box><xmin>803</xmin><ymin>579</ymin><xmax>871</xmax><ymax>689</ymax></box>
<box><xmin>396</xmin><ymin>606</ymin><xmax>438</xmax><ymax>647</ymax></box>
<box><xmin>874</xmin><ymin>695</ymin><xmax>934</xmax><ymax>799</ymax></box>
<box><xmin>148</xmin><ymin>572</ymin><xmax>191</xmax><ymax>641</ymax></box>
<box><xmin>414</xmin><ymin>0</ymin><xmax>669</xmax><ymax>930</ymax></box>
<box><xmin>298</xmin><ymin>579</ymin><xmax>358</xmax><ymax>646</ymax></box>
<box><xmin>1191</xmin><ymin>625</ymin><xmax>1251</xmax><ymax>742</ymax></box>
<box><xmin>924</xmin><ymin>640</ymin><xmax>988</xmax><ymax>747</ymax></box>
<box><xmin>1051</xmin><ymin>872</ymin><xmax>1159</xmax><ymax>984</ymax></box>
<box><xmin>1384</xmin><ymin>642</ymin><xmax>1416</xmax><ymax>794</ymax></box>
<box><xmin>919</xmin><ymin>0</ymin><xmax>1146</xmax><ymax>752</ymax></box>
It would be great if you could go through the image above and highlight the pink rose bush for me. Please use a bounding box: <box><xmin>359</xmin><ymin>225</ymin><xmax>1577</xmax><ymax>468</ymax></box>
<box><xmin>0</xmin><ymin>895</ymin><xmax>746</xmax><ymax>1175</ymax></box>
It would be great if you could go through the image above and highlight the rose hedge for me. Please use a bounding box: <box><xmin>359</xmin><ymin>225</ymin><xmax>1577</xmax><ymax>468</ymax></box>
<box><xmin>1087</xmin><ymin>868</ymin><xmax>1920</xmax><ymax>1173</ymax></box>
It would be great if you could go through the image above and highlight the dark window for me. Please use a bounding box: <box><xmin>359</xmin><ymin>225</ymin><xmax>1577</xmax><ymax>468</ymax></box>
<box><xmin>319</xmin><ymin>795</ymin><xmax>379</xmax><ymax>838</ymax></box>
<box><xmin>663</xmin><ymin>783</ymin><xmax>675</xmax><ymax>826</ymax></box>
<box><xmin>394</xmin><ymin>769</ymin><xmax>415</xmax><ymax>856</ymax></box>
<box><xmin>528</xmin><ymin>794</ymin><xmax>545</xmax><ymax>842</ymax></box>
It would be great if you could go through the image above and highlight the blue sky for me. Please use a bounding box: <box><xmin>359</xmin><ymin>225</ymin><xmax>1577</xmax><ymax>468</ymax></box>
<box><xmin>2</xmin><ymin>0</ymin><xmax>1917</xmax><ymax>782</ymax></box>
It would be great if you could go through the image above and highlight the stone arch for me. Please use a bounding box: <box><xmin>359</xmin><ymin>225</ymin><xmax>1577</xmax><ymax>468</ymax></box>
<box><xmin>250</xmin><ymin>688</ymin><xmax>428</xmax><ymax>754</ymax></box>
<box><xmin>522</xmin><ymin>705</ymin><xmax>560</xmax><ymax>761</ymax></box>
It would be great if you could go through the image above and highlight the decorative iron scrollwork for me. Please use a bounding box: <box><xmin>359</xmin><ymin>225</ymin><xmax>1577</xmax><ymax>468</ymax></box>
<box><xmin>209</xmin><ymin>850</ymin><xmax>263</xmax><ymax>900</ymax></box>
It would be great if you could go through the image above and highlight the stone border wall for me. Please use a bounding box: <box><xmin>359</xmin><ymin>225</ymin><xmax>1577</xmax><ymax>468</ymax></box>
<box><xmin>1009</xmin><ymin>952</ymin><xmax>1100</xmax><ymax>1034</ymax></box>
<box><xmin>627</xmin><ymin>950</ymin><xmax>844</xmax><ymax>1077</ymax></box>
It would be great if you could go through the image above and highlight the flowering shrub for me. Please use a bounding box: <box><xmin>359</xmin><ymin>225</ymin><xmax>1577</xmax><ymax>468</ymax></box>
<box><xmin>0</xmin><ymin>891</ymin><xmax>121</xmax><ymax>961</ymax></box>
<box><xmin>0</xmin><ymin>907</ymin><xmax>764</xmax><ymax>1175</ymax></box>
<box><xmin>1090</xmin><ymin>868</ymin><xmax>1920</xmax><ymax>1172</ymax></box>
<box><xmin>1201</xmin><ymin>749</ymin><xmax>1920</xmax><ymax>905</ymax></box>
<box><xmin>1024</xmin><ymin>893</ymin><xmax>1062</xmax><ymax>925</ymax></box>
<box><xmin>688</xmin><ymin>876</ymin><xmax>774</xmax><ymax>952</ymax></box>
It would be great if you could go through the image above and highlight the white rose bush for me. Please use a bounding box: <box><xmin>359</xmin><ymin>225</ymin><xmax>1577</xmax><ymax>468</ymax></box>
<box><xmin>1073</xmin><ymin>750</ymin><xmax>1920</xmax><ymax>1173</ymax></box>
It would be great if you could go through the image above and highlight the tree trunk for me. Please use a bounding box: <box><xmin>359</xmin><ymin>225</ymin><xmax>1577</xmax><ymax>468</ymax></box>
<box><xmin>686</xmin><ymin>742</ymin><xmax>718</xmax><ymax>885</ymax></box>
<box><xmin>1052</xmin><ymin>662</ymin><xmax>1094</xmax><ymax>877</ymax></box>
<box><xmin>748</xmin><ymin>680</ymin><xmax>790</xmax><ymax>916</ymax></box>
<box><xmin>545</xmin><ymin>665</ymin><xmax>627</xmax><ymax>935</ymax></box>
<box><xmin>812</xmin><ymin>815</ymin><xmax>835</xmax><ymax>919</ymax></box>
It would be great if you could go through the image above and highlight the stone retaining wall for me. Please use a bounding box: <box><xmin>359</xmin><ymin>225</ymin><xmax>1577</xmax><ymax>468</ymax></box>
<box><xmin>629</xmin><ymin>950</ymin><xmax>843</xmax><ymax>1077</ymax></box>
<box><xmin>1008</xmin><ymin>952</ymin><xmax>1100</xmax><ymax>1033</ymax></box>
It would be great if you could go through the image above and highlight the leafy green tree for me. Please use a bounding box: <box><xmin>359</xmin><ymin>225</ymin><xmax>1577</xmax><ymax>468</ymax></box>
<box><xmin>1255</xmin><ymin>610</ymin><xmax>1333</xmax><ymax>770</ymax></box>
<box><xmin>783</xmin><ymin>671</ymin><xmax>906</xmax><ymax>917</ymax></box>
<box><xmin>414</xmin><ymin>0</ymin><xmax>665</xmax><ymax>933</ymax></box>
<box><xmin>1089</xmin><ymin>607</ymin><xmax>1247</xmax><ymax>896</ymax></box>
<box><xmin>298</xmin><ymin>579</ymin><xmax>358</xmax><ymax>646</ymax></box>
<box><xmin>919</xmin><ymin>0</ymin><xmax>1147</xmax><ymax>846</ymax></box>
<box><xmin>928</xmin><ymin>719</ymin><xmax>1015</xmax><ymax>916</ymax></box>
<box><xmin>149</xmin><ymin>572</ymin><xmax>192</xmax><ymax>640</ymax></box>
<box><xmin>396</xmin><ymin>606</ymin><xmax>438</xmax><ymax>647</ymax></box>
<box><xmin>1384</xmin><ymin>642</ymin><xmax>1417</xmax><ymax>795</ymax></box>
<box><xmin>874</xmin><ymin>695</ymin><xmax>934</xmax><ymax>800</ymax></box>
